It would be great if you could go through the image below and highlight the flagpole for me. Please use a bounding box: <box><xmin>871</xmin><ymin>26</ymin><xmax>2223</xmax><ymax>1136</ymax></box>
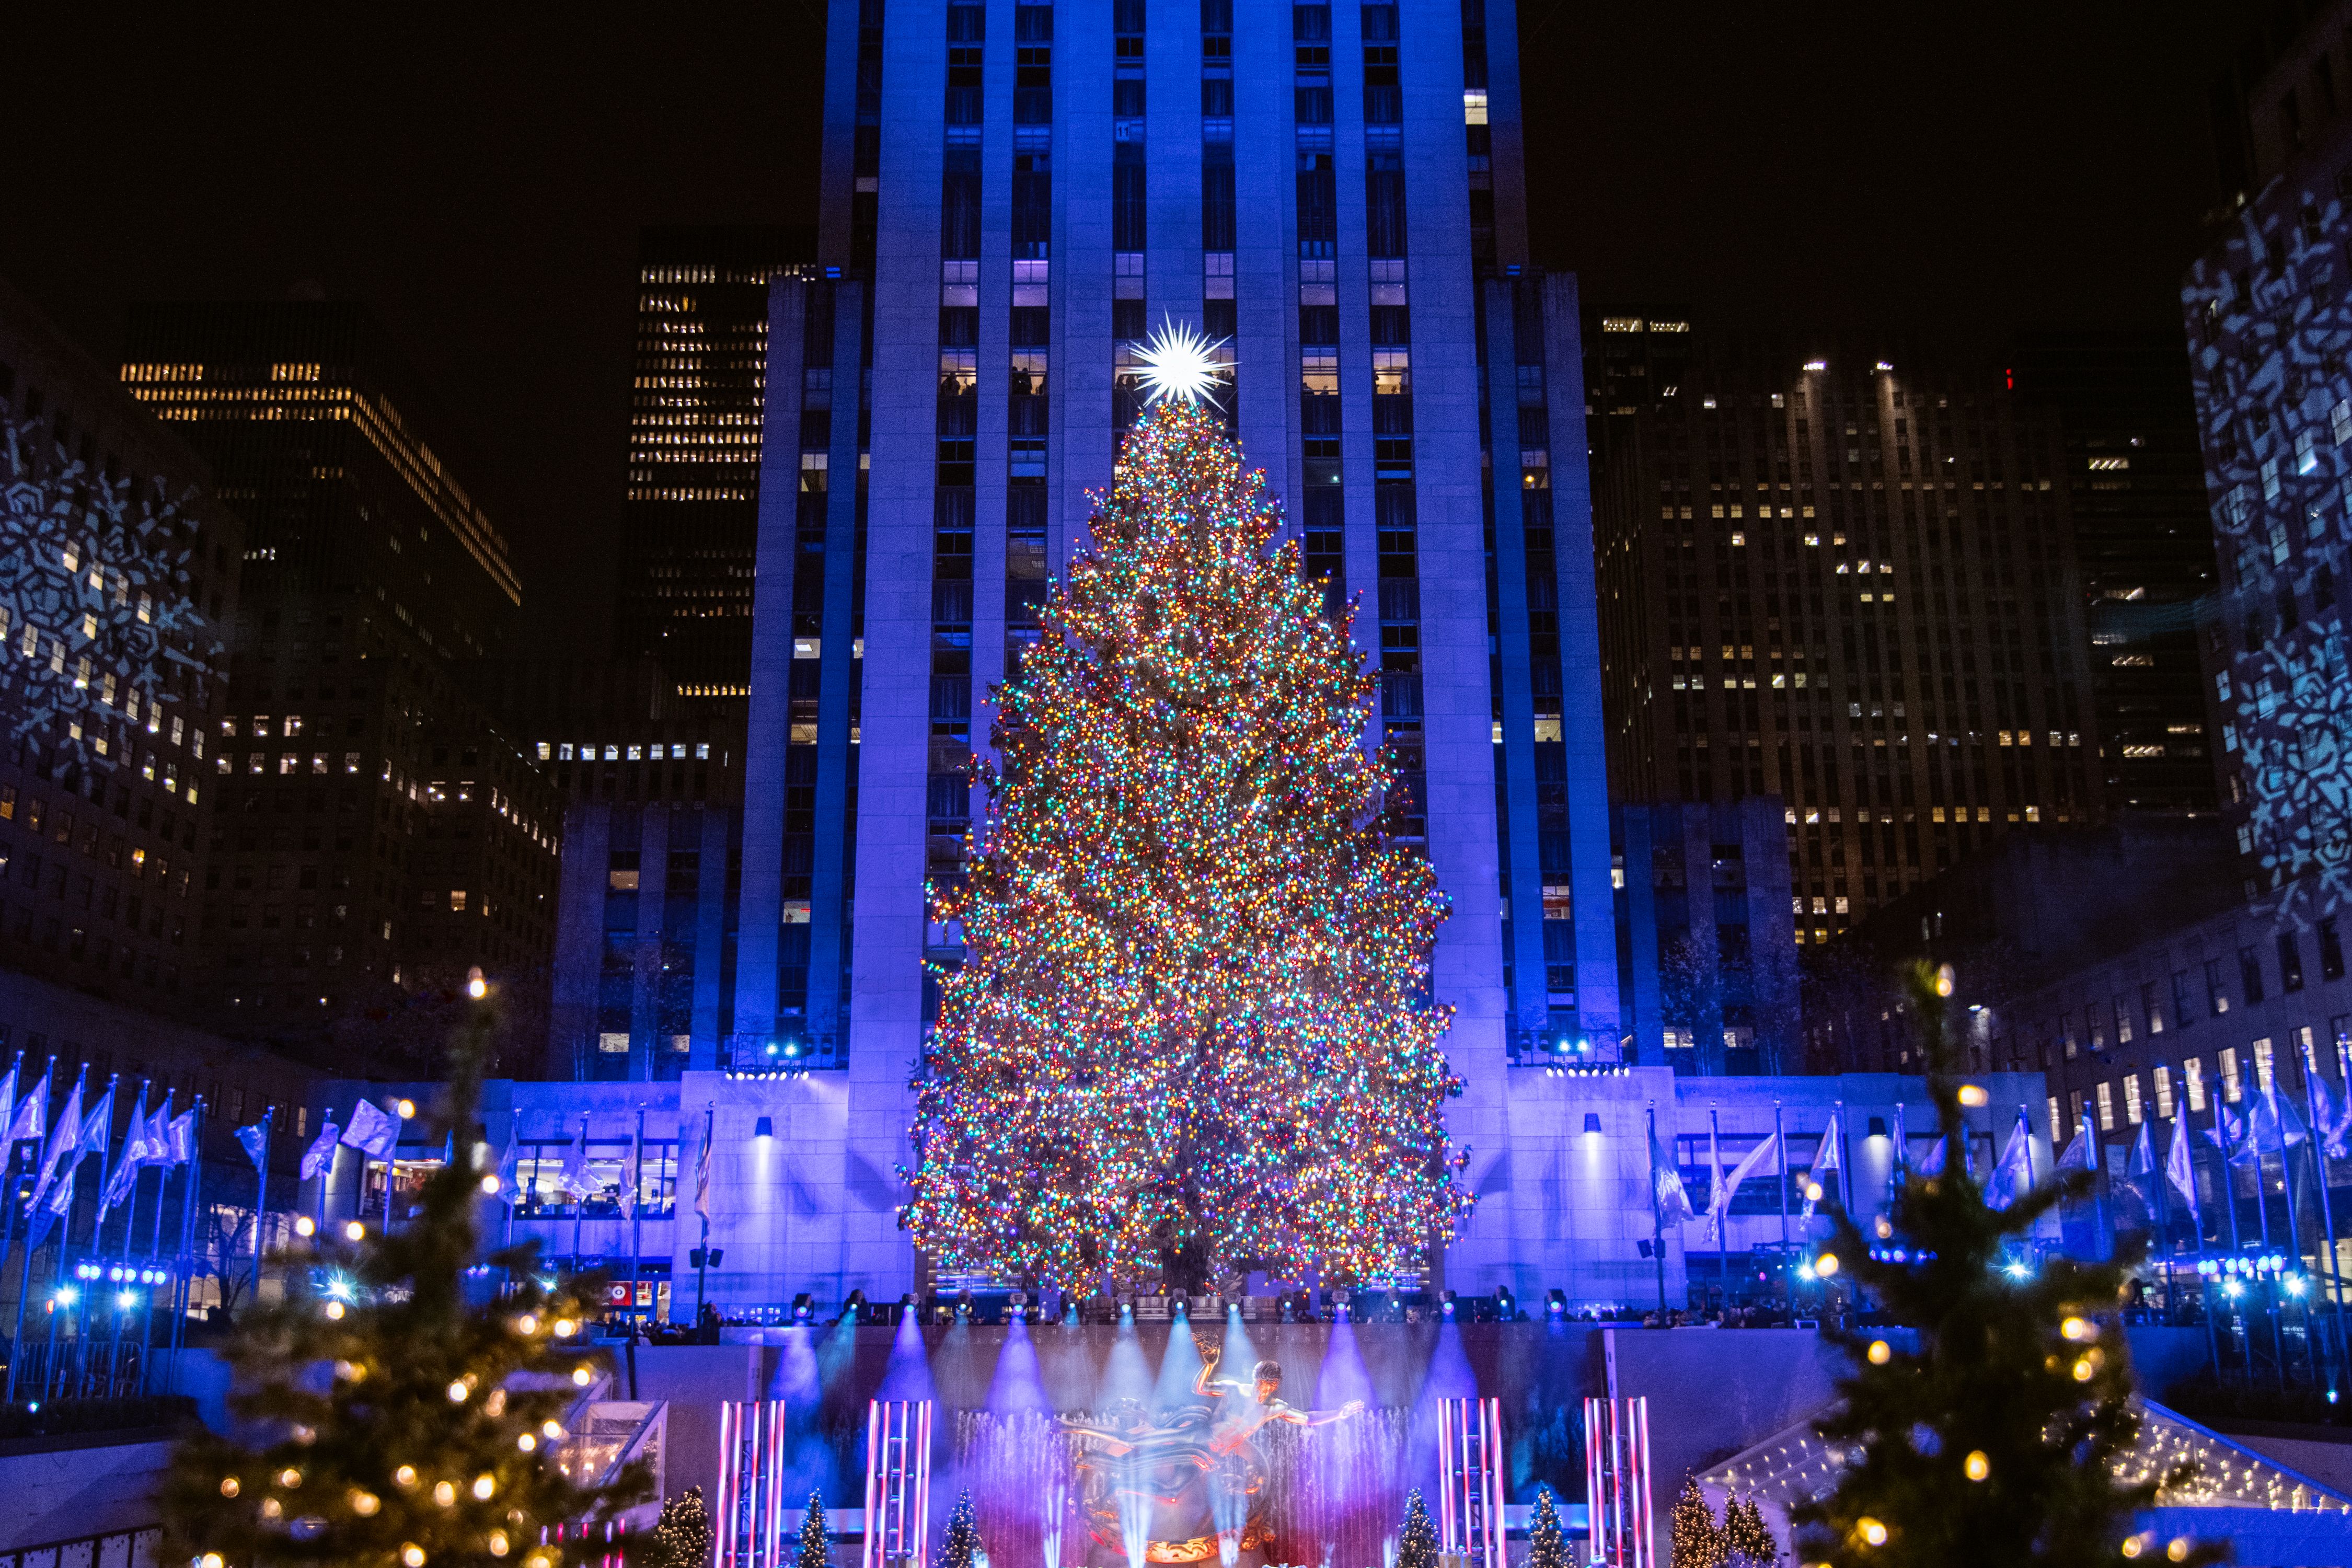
<box><xmin>1890</xmin><ymin>1101</ymin><xmax>1906</xmax><ymax>1215</ymax></box>
<box><xmin>2212</xmin><ymin>1086</ymin><xmax>2250</xmax><ymax>1384</ymax></box>
<box><xmin>629</xmin><ymin>1107</ymin><xmax>645</xmax><ymax>1329</ymax></box>
<box><xmin>2299</xmin><ymin>1037</ymin><xmax>2350</xmax><ymax>1381</ymax></box>
<box><xmin>167</xmin><ymin>1095</ymin><xmax>205</xmax><ymax>1394</ymax></box>
<box><xmin>0</xmin><ymin>1050</ymin><xmax>22</xmax><ymax>1335</ymax></box>
<box><xmin>1836</xmin><ymin>1097</ymin><xmax>1854</xmax><ymax>1219</ymax></box>
<box><xmin>250</xmin><ymin>1105</ymin><xmax>274</xmax><ymax>1304</ymax></box>
<box><xmin>2267</xmin><ymin>1085</ymin><xmax>2312</xmax><ymax>1383</ymax></box>
<box><xmin>1709</xmin><ymin>1106</ymin><xmax>1727</xmax><ymax>1304</ymax></box>
<box><xmin>570</xmin><ymin>1112</ymin><xmax>587</xmax><ymax>1274</ymax></box>
<box><xmin>696</xmin><ymin>1102</ymin><xmax>714</xmax><ymax>1324</ymax></box>
<box><xmin>1645</xmin><ymin>1101</ymin><xmax>1667</xmax><ymax>1312</ymax></box>
<box><xmin>1774</xmin><ymin>1100</ymin><xmax>1790</xmax><ymax>1262</ymax></box>
<box><xmin>64</xmin><ymin>1075</ymin><xmax>117</xmax><ymax>1399</ymax></box>
<box><xmin>3</xmin><ymin>1159</ymin><xmax>38</xmax><ymax>1402</ymax></box>
<box><xmin>2150</xmin><ymin>1115</ymin><xmax>2177</xmax><ymax>1326</ymax></box>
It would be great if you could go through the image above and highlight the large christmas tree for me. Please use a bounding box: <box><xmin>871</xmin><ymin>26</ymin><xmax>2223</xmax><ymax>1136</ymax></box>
<box><xmin>904</xmin><ymin>388</ymin><xmax>1466</xmax><ymax>1288</ymax></box>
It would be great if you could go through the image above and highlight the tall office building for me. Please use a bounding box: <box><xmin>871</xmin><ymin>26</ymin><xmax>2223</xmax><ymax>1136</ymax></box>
<box><xmin>618</xmin><ymin>228</ymin><xmax>815</xmax><ymax>705</ymax></box>
<box><xmin>2009</xmin><ymin>333</ymin><xmax>2219</xmax><ymax>815</ymax></box>
<box><xmin>1588</xmin><ymin>318</ymin><xmax>2106</xmax><ymax>950</ymax></box>
<box><xmin>120</xmin><ymin>303</ymin><xmax>562</xmax><ymax>1048</ymax></box>
<box><xmin>709</xmin><ymin>0</ymin><xmax>1633</xmax><ymax>1296</ymax></box>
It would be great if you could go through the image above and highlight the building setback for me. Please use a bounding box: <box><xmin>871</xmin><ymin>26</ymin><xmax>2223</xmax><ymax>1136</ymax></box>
<box><xmin>119</xmin><ymin>303</ymin><xmax>562</xmax><ymax>1046</ymax></box>
<box><xmin>1587</xmin><ymin>319</ymin><xmax>2105</xmax><ymax>945</ymax></box>
<box><xmin>698</xmin><ymin>0</ymin><xmax>1625</xmax><ymax>1297</ymax></box>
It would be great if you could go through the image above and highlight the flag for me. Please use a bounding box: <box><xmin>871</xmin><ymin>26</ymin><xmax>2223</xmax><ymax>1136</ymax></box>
<box><xmin>300</xmin><ymin>1118</ymin><xmax>340</xmax><ymax>1180</ymax></box>
<box><xmin>26</xmin><ymin>1164</ymin><xmax>73</xmax><ymax>1248</ymax></box>
<box><xmin>1987</xmin><ymin>1112</ymin><xmax>2036</xmax><ymax>1210</ymax></box>
<box><xmin>1892</xmin><ymin>1104</ymin><xmax>1911</xmax><ymax>1180</ymax></box>
<box><xmin>2207</xmin><ymin>1102</ymin><xmax>2255</xmax><ymax>1165</ymax></box>
<box><xmin>1917</xmin><ymin>1129</ymin><xmax>1949</xmax><ymax>1178</ymax></box>
<box><xmin>340</xmin><ymin>1098</ymin><xmax>399</xmax><ymax>1160</ymax></box>
<box><xmin>235</xmin><ymin>1121</ymin><xmax>270</xmax><ymax>1172</ymax></box>
<box><xmin>97</xmin><ymin>1083</ymin><xmax>149</xmax><ymax>1218</ymax></box>
<box><xmin>163</xmin><ymin>1108</ymin><xmax>198</xmax><ymax>1166</ymax></box>
<box><xmin>1801</xmin><ymin>1113</ymin><xmax>1840</xmax><ymax>1218</ymax></box>
<box><xmin>144</xmin><ymin>1093</ymin><xmax>174</xmax><ymax>1164</ymax></box>
<box><xmin>4</xmin><ymin>1064</ymin><xmax>47</xmax><ymax>1146</ymax></box>
<box><xmin>76</xmin><ymin>1078</ymin><xmax>115</xmax><ymax>1162</ymax></box>
<box><xmin>1650</xmin><ymin>1119</ymin><xmax>1694</xmax><ymax>1226</ymax></box>
<box><xmin>2055</xmin><ymin>1126</ymin><xmax>2095</xmax><ymax>1173</ymax></box>
<box><xmin>34</xmin><ymin>1069</ymin><xmax>85</xmax><ymax>1191</ymax></box>
<box><xmin>559</xmin><ymin>1119</ymin><xmax>595</xmax><ymax>1200</ymax></box>
<box><xmin>687</xmin><ymin>1123</ymin><xmax>706</xmax><ymax>1222</ymax></box>
<box><xmin>0</xmin><ymin>1056</ymin><xmax>16</xmax><ymax>1147</ymax></box>
<box><xmin>2246</xmin><ymin>1088</ymin><xmax>2308</xmax><ymax>1154</ymax></box>
<box><xmin>1713</xmin><ymin>1132</ymin><xmax>1781</xmax><ymax>1241</ymax></box>
<box><xmin>497</xmin><ymin>1135</ymin><xmax>519</xmax><ymax>1202</ymax></box>
<box><xmin>1702</xmin><ymin>1117</ymin><xmax>1727</xmax><ymax>1236</ymax></box>
<box><xmin>2312</xmin><ymin>1073</ymin><xmax>2349</xmax><ymax>1160</ymax></box>
<box><xmin>2166</xmin><ymin>1114</ymin><xmax>2200</xmax><ymax>1212</ymax></box>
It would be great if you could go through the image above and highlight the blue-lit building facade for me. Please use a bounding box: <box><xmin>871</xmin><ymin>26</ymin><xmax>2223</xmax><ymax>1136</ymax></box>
<box><xmin>687</xmin><ymin>0</ymin><xmax>1628</xmax><ymax>1298</ymax></box>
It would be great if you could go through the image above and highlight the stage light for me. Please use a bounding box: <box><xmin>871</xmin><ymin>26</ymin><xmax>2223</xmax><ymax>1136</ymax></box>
<box><xmin>755</xmin><ymin>1116</ymin><xmax>774</xmax><ymax>1140</ymax></box>
<box><xmin>116</xmin><ymin>1290</ymin><xmax>137</xmax><ymax>1310</ymax></box>
<box><xmin>792</xmin><ymin>1293</ymin><xmax>815</xmax><ymax>1323</ymax></box>
<box><xmin>1546</xmin><ymin>1289</ymin><xmax>1566</xmax><ymax>1316</ymax></box>
<box><xmin>1440</xmin><ymin>1290</ymin><xmax>1456</xmax><ymax>1319</ymax></box>
<box><xmin>52</xmin><ymin>1286</ymin><xmax>77</xmax><ymax>1307</ymax></box>
<box><xmin>1582</xmin><ymin>1113</ymin><xmax>1603</xmax><ymax>1135</ymax></box>
<box><xmin>396</xmin><ymin>1099</ymin><xmax>416</xmax><ymax>1120</ymax></box>
<box><xmin>466</xmin><ymin>967</ymin><xmax>489</xmax><ymax>1000</ymax></box>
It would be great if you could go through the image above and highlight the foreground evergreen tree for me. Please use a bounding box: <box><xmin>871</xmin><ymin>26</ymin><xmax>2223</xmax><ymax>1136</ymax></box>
<box><xmin>798</xmin><ymin>1492</ymin><xmax>829</xmax><ymax>1568</ymax></box>
<box><xmin>904</xmin><ymin>391</ymin><xmax>1465</xmax><ymax>1287</ymax></box>
<box><xmin>1526</xmin><ymin>1485</ymin><xmax>1567</xmax><ymax>1568</ymax></box>
<box><xmin>1791</xmin><ymin>964</ymin><xmax>2220</xmax><ymax>1566</ymax></box>
<box><xmin>1669</xmin><ymin>1477</ymin><xmax>1724</xmax><ymax>1568</ymax></box>
<box><xmin>940</xmin><ymin>1490</ymin><xmax>981</xmax><ymax>1568</ymax></box>
<box><xmin>1396</xmin><ymin>1488</ymin><xmax>1438</xmax><ymax>1568</ymax></box>
<box><xmin>158</xmin><ymin>986</ymin><xmax>647</xmax><ymax>1567</ymax></box>
<box><xmin>652</xmin><ymin>1486</ymin><xmax>716</xmax><ymax>1568</ymax></box>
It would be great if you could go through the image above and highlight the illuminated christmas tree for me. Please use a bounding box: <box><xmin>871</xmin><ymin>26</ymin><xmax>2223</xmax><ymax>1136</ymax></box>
<box><xmin>1396</xmin><ymin>1489</ymin><xmax>1438</xmax><ymax>1568</ymax></box>
<box><xmin>1719</xmin><ymin>1494</ymin><xmax>1775</xmax><ymax>1568</ymax></box>
<box><xmin>1790</xmin><ymin>964</ymin><xmax>2221</xmax><ymax>1567</ymax></box>
<box><xmin>653</xmin><ymin>1486</ymin><xmax>716</xmax><ymax>1568</ymax></box>
<box><xmin>941</xmin><ymin>1490</ymin><xmax>982</xmax><ymax>1568</ymax></box>
<box><xmin>1669</xmin><ymin>1476</ymin><xmax>1724</xmax><ymax>1568</ymax></box>
<box><xmin>1526</xmin><ymin>1485</ymin><xmax>1568</xmax><ymax>1568</ymax></box>
<box><xmin>904</xmin><ymin>389</ymin><xmax>1465</xmax><ymax>1288</ymax></box>
<box><xmin>157</xmin><ymin>989</ymin><xmax>645</xmax><ymax>1567</ymax></box>
<box><xmin>798</xmin><ymin>1493</ymin><xmax>829</xmax><ymax>1568</ymax></box>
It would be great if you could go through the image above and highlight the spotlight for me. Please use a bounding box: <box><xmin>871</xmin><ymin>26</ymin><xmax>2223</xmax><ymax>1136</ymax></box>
<box><xmin>52</xmin><ymin>1286</ymin><xmax>77</xmax><ymax>1307</ymax></box>
<box><xmin>1440</xmin><ymin>1290</ymin><xmax>1456</xmax><ymax>1319</ymax></box>
<box><xmin>754</xmin><ymin>1116</ymin><xmax>774</xmax><ymax>1140</ymax></box>
<box><xmin>116</xmin><ymin>1290</ymin><xmax>137</xmax><ymax>1310</ymax></box>
<box><xmin>840</xmin><ymin>1289</ymin><xmax>867</xmax><ymax>1324</ymax></box>
<box><xmin>792</xmin><ymin>1293</ymin><xmax>816</xmax><ymax>1323</ymax></box>
<box><xmin>1582</xmin><ymin>1113</ymin><xmax>1604</xmax><ymax>1135</ymax></box>
<box><xmin>1494</xmin><ymin>1286</ymin><xmax>1516</xmax><ymax>1321</ymax></box>
<box><xmin>1546</xmin><ymin>1289</ymin><xmax>1566</xmax><ymax>1317</ymax></box>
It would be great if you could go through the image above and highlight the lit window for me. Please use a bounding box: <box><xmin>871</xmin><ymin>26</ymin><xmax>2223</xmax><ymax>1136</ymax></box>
<box><xmin>2219</xmin><ymin>1047</ymin><xmax>2242</xmax><ymax>1102</ymax></box>
<box><xmin>696</xmin><ymin>743</ymin><xmax>711</xmax><ymax>760</ymax></box>
<box><xmin>449</xmin><ymin>891</ymin><xmax>467</xmax><ymax>913</ymax></box>
<box><xmin>558</xmin><ymin>744</ymin><xmax>573</xmax><ymax>760</ymax></box>
<box><xmin>2253</xmin><ymin>1036</ymin><xmax>2275</xmax><ymax>1090</ymax></box>
<box><xmin>598</xmin><ymin>1032</ymin><xmax>631</xmax><ymax>1054</ymax></box>
<box><xmin>2095</xmin><ymin>1081</ymin><xmax>2114</xmax><ymax>1131</ymax></box>
<box><xmin>2123</xmin><ymin>1074</ymin><xmax>2142</xmax><ymax>1125</ymax></box>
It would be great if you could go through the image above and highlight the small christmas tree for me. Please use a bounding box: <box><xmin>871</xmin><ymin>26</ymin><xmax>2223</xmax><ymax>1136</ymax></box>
<box><xmin>652</xmin><ymin>1486</ymin><xmax>717</xmax><ymax>1568</ymax></box>
<box><xmin>941</xmin><ymin>1489</ymin><xmax>982</xmax><ymax>1568</ymax></box>
<box><xmin>1526</xmin><ymin>1485</ymin><xmax>1568</xmax><ymax>1568</ymax></box>
<box><xmin>798</xmin><ymin>1492</ymin><xmax>829</xmax><ymax>1568</ymax></box>
<box><xmin>156</xmin><ymin>986</ymin><xmax>648</xmax><ymax>1567</ymax></box>
<box><xmin>903</xmin><ymin>394</ymin><xmax>1467</xmax><ymax>1288</ymax></box>
<box><xmin>1719</xmin><ymin>1495</ymin><xmax>1775</xmax><ymax>1568</ymax></box>
<box><xmin>1397</xmin><ymin>1488</ymin><xmax>1438</xmax><ymax>1568</ymax></box>
<box><xmin>1669</xmin><ymin>1476</ymin><xmax>1724</xmax><ymax>1568</ymax></box>
<box><xmin>1790</xmin><ymin>964</ymin><xmax>2221</xmax><ymax>1567</ymax></box>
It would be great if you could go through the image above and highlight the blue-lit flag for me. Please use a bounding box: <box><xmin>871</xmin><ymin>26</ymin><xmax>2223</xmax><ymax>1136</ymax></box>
<box><xmin>2055</xmin><ymin>1126</ymin><xmax>2095</xmax><ymax>1174</ymax></box>
<box><xmin>2166</xmin><ymin>1114</ymin><xmax>2200</xmax><ymax>1214</ymax></box>
<box><xmin>300</xmin><ymin>1119</ymin><xmax>341</xmax><ymax>1181</ymax></box>
<box><xmin>1987</xmin><ymin>1112</ymin><xmax>2035</xmax><ymax>1211</ymax></box>
<box><xmin>559</xmin><ymin>1118</ymin><xmax>594</xmax><ymax>1200</ymax></box>
<box><xmin>164</xmin><ymin>1109</ymin><xmax>197</xmax><ymax>1165</ymax></box>
<box><xmin>0</xmin><ymin>1056</ymin><xmax>16</xmax><ymax>1149</ymax></box>
<box><xmin>235</xmin><ymin>1121</ymin><xmax>270</xmax><ymax>1173</ymax></box>
<box><xmin>1802</xmin><ymin>1113</ymin><xmax>1841</xmax><ymax>1217</ymax></box>
<box><xmin>143</xmin><ymin>1093</ymin><xmax>175</xmax><ymax>1165</ymax></box>
<box><xmin>97</xmin><ymin>1083</ymin><xmax>150</xmax><ymax>1218</ymax></box>
<box><xmin>27</xmin><ymin>1164</ymin><xmax>73</xmax><ymax>1248</ymax></box>
<box><xmin>1650</xmin><ymin>1120</ymin><xmax>1693</xmax><ymax>1226</ymax></box>
<box><xmin>76</xmin><ymin>1078</ymin><xmax>115</xmax><ymax>1162</ymax></box>
<box><xmin>340</xmin><ymin>1099</ymin><xmax>399</xmax><ymax>1161</ymax></box>
<box><xmin>1714</xmin><ymin>1132</ymin><xmax>1780</xmax><ymax>1242</ymax></box>
<box><xmin>2207</xmin><ymin>1102</ymin><xmax>2256</xmax><ymax>1165</ymax></box>
<box><xmin>1916</xmin><ymin>1129</ymin><xmax>1949</xmax><ymax>1178</ymax></box>
<box><xmin>3</xmin><ymin>1064</ymin><xmax>45</xmax><ymax>1146</ymax></box>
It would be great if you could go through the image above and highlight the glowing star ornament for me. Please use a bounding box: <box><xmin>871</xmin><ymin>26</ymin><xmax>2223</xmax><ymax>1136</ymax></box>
<box><xmin>1131</xmin><ymin>317</ymin><xmax>1231</xmax><ymax>406</ymax></box>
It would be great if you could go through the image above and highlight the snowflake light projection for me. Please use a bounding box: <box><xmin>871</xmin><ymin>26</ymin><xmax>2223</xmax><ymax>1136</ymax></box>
<box><xmin>0</xmin><ymin>416</ymin><xmax>222</xmax><ymax>766</ymax></box>
<box><xmin>2184</xmin><ymin>180</ymin><xmax>2352</xmax><ymax>931</ymax></box>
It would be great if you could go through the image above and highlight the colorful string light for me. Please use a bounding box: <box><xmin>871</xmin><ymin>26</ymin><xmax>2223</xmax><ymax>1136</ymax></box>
<box><xmin>902</xmin><ymin>400</ymin><xmax>1469</xmax><ymax>1288</ymax></box>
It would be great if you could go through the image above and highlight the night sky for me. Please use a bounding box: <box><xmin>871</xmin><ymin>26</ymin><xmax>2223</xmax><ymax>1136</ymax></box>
<box><xmin>4</xmin><ymin>2</ymin><xmax>2222</xmax><ymax>652</ymax></box>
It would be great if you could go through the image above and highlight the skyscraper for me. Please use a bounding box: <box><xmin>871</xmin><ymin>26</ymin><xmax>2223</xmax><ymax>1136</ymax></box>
<box><xmin>120</xmin><ymin>303</ymin><xmax>562</xmax><ymax>1049</ymax></box>
<box><xmin>1587</xmin><ymin>319</ymin><xmax>2107</xmax><ymax>951</ymax></box>
<box><xmin>716</xmin><ymin>0</ymin><xmax>1632</xmax><ymax>1295</ymax></box>
<box><xmin>617</xmin><ymin>228</ymin><xmax>815</xmax><ymax>706</ymax></box>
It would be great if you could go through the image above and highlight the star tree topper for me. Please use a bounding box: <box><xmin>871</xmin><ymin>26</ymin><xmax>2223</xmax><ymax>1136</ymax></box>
<box><xmin>1133</xmin><ymin>316</ymin><xmax>1231</xmax><ymax>406</ymax></box>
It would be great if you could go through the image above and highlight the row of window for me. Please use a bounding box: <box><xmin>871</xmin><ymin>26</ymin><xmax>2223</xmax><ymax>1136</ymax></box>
<box><xmin>2070</xmin><ymin>1024</ymin><xmax>2351</xmax><ymax>1140</ymax></box>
